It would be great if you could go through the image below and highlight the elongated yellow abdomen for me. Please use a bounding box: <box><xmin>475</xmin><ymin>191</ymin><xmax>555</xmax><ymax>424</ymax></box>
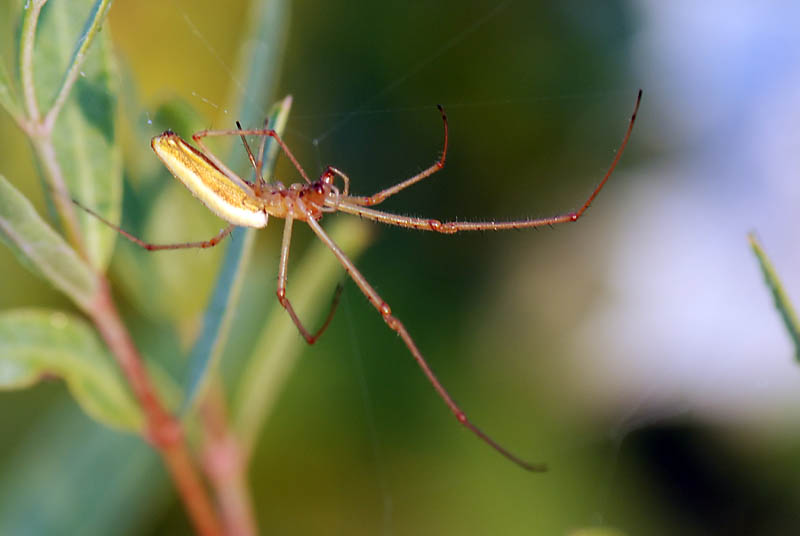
<box><xmin>151</xmin><ymin>132</ymin><xmax>269</xmax><ymax>228</ymax></box>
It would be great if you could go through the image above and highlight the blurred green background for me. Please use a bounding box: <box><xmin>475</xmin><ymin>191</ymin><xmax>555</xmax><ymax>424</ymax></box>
<box><xmin>3</xmin><ymin>0</ymin><xmax>800</xmax><ymax>534</ymax></box>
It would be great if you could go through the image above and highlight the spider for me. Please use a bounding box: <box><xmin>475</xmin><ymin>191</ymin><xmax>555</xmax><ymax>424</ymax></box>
<box><xmin>78</xmin><ymin>90</ymin><xmax>642</xmax><ymax>471</ymax></box>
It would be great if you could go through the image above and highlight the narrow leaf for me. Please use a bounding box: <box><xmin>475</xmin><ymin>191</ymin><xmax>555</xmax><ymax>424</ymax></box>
<box><xmin>0</xmin><ymin>309</ymin><xmax>143</xmax><ymax>430</ymax></box>
<box><xmin>182</xmin><ymin>96</ymin><xmax>293</xmax><ymax>413</ymax></box>
<box><xmin>181</xmin><ymin>0</ymin><xmax>290</xmax><ymax>411</ymax></box>
<box><xmin>749</xmin><ymin>232</ymin><xmax>800</xmax><ymax>360</ymax></box>
<box><xmin>0</xmin><ymin>174</ymin><xmax>97</xmax><ymax>310</ymax></box>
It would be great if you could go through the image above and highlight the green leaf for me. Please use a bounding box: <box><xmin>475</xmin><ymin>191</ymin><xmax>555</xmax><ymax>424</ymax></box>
<box><xmin>33</xmin><ymin>0</ymin><xmax>121</xmax><ymax>269</ymax></box>
<box><xmin>0</xmin><ymin>174</ymin><xmax>97</xmax><ymax>310</ymax></box>
<box><xmin>0</xmin><ymin>309</ymin><xmax>143</xmax><ymax>431</ymax></box>
<box><xmin>31</xmin><ymin>0</ymin><xmax>114</xmax><ymax>113</ymax></box>
<box><xmin>749</xmin><ymin>233</ymin><xmax>800</xmax><ymax>361</ymax></box>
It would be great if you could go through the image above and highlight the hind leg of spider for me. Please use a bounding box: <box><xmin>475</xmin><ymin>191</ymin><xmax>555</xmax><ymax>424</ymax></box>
<box><xmin>347</xmin><ymin>105</ymin><xmax>449</xmax><ymax>207</ymax></box>
<box><xmin>276</xmin><ymin>215</ymin><xmax>343</xmax><ymax>344</ymax></box>
<box><xmin>302</xmin><ymin>210</ymin><xmax>545</xmax><ymax>472</ymax></box>
<box><xmin>72</xmin><ymin>198</ymin><xmax>235</xmax><ymax>251</ymax></box>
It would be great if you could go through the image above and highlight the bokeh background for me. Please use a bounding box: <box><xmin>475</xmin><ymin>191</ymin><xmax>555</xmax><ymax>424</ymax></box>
<box><xmin>2</xmin><ymin>0</ymin><xmax>800</xmax><ymax>534</ymax></box>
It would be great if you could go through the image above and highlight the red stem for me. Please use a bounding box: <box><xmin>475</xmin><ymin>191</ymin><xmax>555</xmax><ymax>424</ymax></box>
<box><xmin>200</xmin><ymin>383</ymin><xmax>257</xmax><ymax>536</ymax></box>
<box><xmin>89</xmin><ymin>278</ymin><xmax>224</xmax><ymax>536</ymax></box>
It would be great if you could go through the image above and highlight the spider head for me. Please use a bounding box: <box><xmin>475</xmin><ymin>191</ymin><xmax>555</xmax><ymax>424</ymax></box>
<box><xmin>310</xmin><ymin>167</ymin><xmax>344</xmax><ymax>213</ymax></box>
<box><xmin>320</xmin><ymin>168</ymin><xmax>336</xmax><ymax>189</ymax></box>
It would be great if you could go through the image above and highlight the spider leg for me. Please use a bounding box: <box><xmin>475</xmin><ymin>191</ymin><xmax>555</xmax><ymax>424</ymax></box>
<box><xmin>255</xmin><ymin>118</ymin><xmax>270</xmax><ymax>186</ymax></box>
<box><xmin>72</xmin><ymin>198</ymin><xmax>235</xmax><ymax>250</ymax></box>
<box><xmin>235</xmin><ymin>120</ymin><xmax>263</xmax><ymax>188</ymax></box>
<box><xmin>300</xmin><ymin>201</ymin><xmax>544</xmax><ymax>472</ymax></box>
<box><xmin>334</xmin><ymin>200</ymin><xmax>576</xmax><ymax>233</ymax></box>
<box><xmin>193</xmin><ymin>126</ymin><xmax>313</xmax><ymax>184</ymax></box>
<box><xmin>276</xmin><ymin>214</ymin><xmax>343</xmax><ymax>344</ymax></box>
<box><xmin>333</xmin><ymin>90</ymin><xmax>642</xmax><ymax>233</ymax></box>
<box><xmin>347</xmin><ymin>105</ymin><xmax>448</xmax><ymax>206</ymax></box>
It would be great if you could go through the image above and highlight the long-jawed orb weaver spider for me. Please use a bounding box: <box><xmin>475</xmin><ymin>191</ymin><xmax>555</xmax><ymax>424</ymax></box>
<box><xmin>77</xmin><ymin>90</ymin><xmax>642</xmax><ymax>471</ymax></box>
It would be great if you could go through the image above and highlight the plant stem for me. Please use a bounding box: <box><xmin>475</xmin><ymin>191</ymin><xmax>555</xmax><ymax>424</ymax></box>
<box><xmin>201</xmin><ymin>382</ymin><xmax>257</xmax><ymax>536</ymax></box>
<box><xmin>32</xmin><ymin>133</ymin><xmax>225</xmax><ymax>533</ymax></box>
<box><xmin>26</xmin><ymin>93</ymin><xmax>225</xmax><ymax>536</ymax></box>
<box><xmin>90</xmin><ymin>278</ymin><xmax>224</xmax><ymax>536</ymax></box>
<box><xmin>13</xmin><ymin>0</ymin><xmax>233</xmax><ymax>531</ymax></box>
<box><xmin>19</xmin><ymin>0</ymin><xmax>47</xmax><ymax>123</ymax></box>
